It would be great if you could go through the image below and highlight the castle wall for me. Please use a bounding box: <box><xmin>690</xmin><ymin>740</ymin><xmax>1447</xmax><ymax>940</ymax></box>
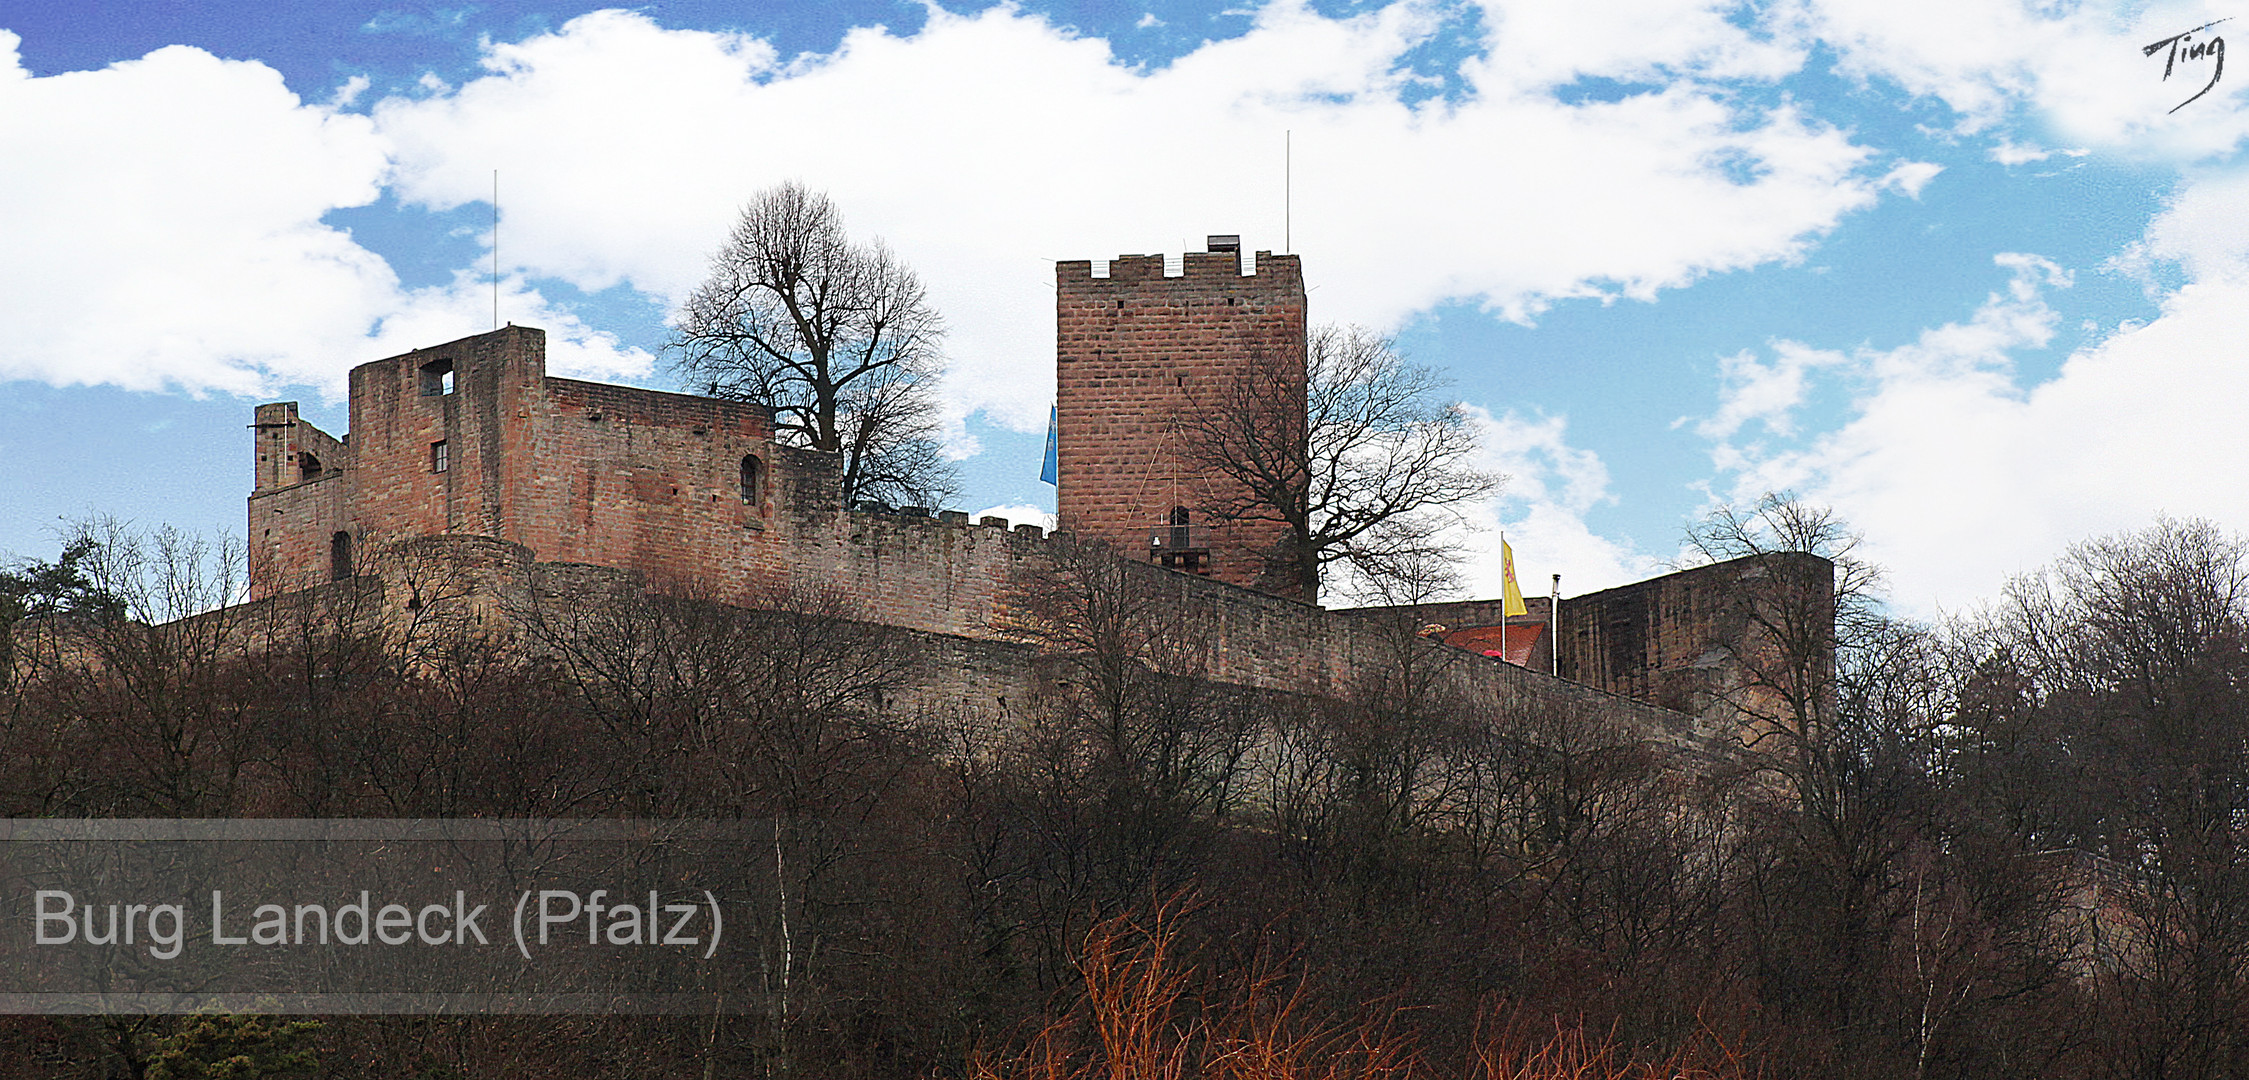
<box><xmin>247</xmin><ymin>475</ymin><xmax>349</xmax><ymax>595</ymax></box>
<box><xmin>254</xmin><ymin>327</ymin><xmax>807</xmax><ymax>603</ymax></box>
<box><xmin>1398</xmin><ymin>597</ymin><xmax>1554</xmax><ymax>631</ymax></box>
<box><xmin>251</xmin><ymin>402</ymin><xmax>346</xmax><ymax>492</ymax></box>
<box><xmin>520</xmin><ymin>377</ymin><xmax>780</xmax><ymax>588</ymax></box>
<box><xmin>799</xmin><ymin>512</ymin><xmax>1041</xmax><ymax>640</ymax></box>
<box><xmin>1347</xmin><ymin>555</ymin><xmax>1837</xmax><ymax>745</ymax></box>
<box><xmin>1174</xmin><ymin>567</ymin><xmax>1720</xmax><ymax>751</ymax></box>
<box><xmin>1552</xmin><ymin>553</ymin><xmax>1833</xmax><ymax>730</ymax></box>
<box><xmin>1364</xmin><ymin>596</ymin><xmax>1559</xmax><ymax>674</ymax></box>
<box><xmin>1055</xmin><ymin>246</ymin><xmax>1308</xmax><ymax>600</ymax></box>
<box><xmin>232</xmin><ymin>533</ymin><xmax>1752</xmax><ymax>772</ymax></box>
<box><xmin>245</xmin><ymin>322</ymin><xmax>1819</xmax><ymax>766</ymax></box>
<box><xmin>249</xmin><ymin>402</ymin><xmax>354</xmax><ymax>598</ymax></box>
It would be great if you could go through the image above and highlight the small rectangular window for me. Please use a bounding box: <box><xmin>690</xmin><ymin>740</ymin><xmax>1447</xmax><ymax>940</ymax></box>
<box><xmin>419</xmin><ymin>359</ymin><xmax>455</xmax><ymax>396</ymax></box>
<box><xmin>431</xmin><ymin>440</ymin><xmax>448</xmax><ymax>473</ymax></box>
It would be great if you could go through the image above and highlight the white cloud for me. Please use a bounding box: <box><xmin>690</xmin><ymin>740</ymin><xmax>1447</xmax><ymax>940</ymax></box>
<box><xmin>0</xmin><ymin>3</ymin><xmax>1926</xmax><ymax>433</ymax></box>
<box><xmin>1990</xmin><ymin>138</ymin><xmax>2055</xmax><ymax>165</ymax></box>
<box><xmin>2129</xmin><ymin>165</ymin><xmax>2249</xmax><ymax>282</ymax></box>
<box><xmin>21</xmin><ymin>3</ymin><xmax>2245</xmax><ymax>622</ymax></box>
<box><xmin>1701</xmin><ymin>211</ymin><xmax>2249</xmax><ymax>617</ymax></box>
<box><xmin>1313</xmin><ymin>403</ymin><xmax>1655</xmax><ymax>607</ymax></box>
<box><xmin>358</xmin><ymin>272</ymin><xmax>655</xmax><ymax>387</ymax></box>
<box><xmin>1987</xmin><ymin>140</ymin><xmax>2090</xmax><ymax>167</ymax></box>
<box><xmin>1804</xmin><ymin>0</ymin><xmax>2084</xmax><ymax>132</ymax></box>
<box><xmin>0</xmin><ymin>29</ymin><xmax>648</xmax><ymax>399</ymax></box>
<box><xmin>1880</xmin><ymin>160</ymin><xmax>1944</xmax><ymax>196</ymax></box>
<box><xmin>1698</xmin><ymin>342</ymin><xmax>1847</xmax><ymax>441</ymax></box>
<box><xmin>1804</xmin><ymin>0</ymin><xmax>2249</xmax><ymax>159</ymax></box>
<box><xmin>330</xmin><ymin>73</ymin><xmax>370</xmax><ymax>109</ymax></box>
<box><xmin>1443</xmin><ymin>407</ymin><xmax>1658</xmax><ymax>603</ymax></box>
<box><xmin>0</xmin><ymin>33</ymin><xmax>391</xmax><ymax>394</ymax></box>
<box><xmin>1472</xmin><ymin>0</ymin><xmax>1806</xmax><ymax>92</ymax></box>
<box><xmin>363</xmin><ymin>3</ymin><xmax>1906</xmax><ymax>435</ymax></box>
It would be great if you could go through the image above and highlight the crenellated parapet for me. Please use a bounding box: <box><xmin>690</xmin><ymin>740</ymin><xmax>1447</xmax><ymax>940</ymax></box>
<box><xmin>1054</xmin><ymin>238</ymin><xmax>1309</xmax><ymax>600</ymax></box>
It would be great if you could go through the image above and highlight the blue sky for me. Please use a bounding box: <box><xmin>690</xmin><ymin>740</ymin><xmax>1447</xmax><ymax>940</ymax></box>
<box><xmin>3</xmin><ymin>0</ymin><xmax>2246</xmax><ymax>616</ymax></box>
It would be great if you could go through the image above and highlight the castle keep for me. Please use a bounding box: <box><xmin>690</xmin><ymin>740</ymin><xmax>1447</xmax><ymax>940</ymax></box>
<box><xmin>246</xmin><ymin>244</ymin><xmax>1829</xmax><ymax>761</ymax></box>
<box><xmin>1055</xmin><ymin>240</ymin><xmax>1308</xmax><ymax>599</ymax></box>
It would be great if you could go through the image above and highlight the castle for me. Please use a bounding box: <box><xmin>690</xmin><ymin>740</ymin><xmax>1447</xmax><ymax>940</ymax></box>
<box><xmin>243</xmin><ymin>239</ymin><xmax>1829</xmax><ymax>764</ymax></box>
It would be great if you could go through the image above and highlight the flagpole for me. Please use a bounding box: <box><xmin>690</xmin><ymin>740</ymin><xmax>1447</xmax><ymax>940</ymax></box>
<box><xmin>1551</xmin><ymin>573</ymin><xmax>1561</xmax><ymax>677</ymax></box>
<box><xmin>1500</xmin><ymin>529</ymin><xmax>1507</xmax><ymax>666</ymax></box>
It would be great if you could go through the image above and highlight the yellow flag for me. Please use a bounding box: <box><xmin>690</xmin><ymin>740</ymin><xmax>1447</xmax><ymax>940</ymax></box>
<box><xmin>1501</xmin><ymin>538</ymin><xmax>1527</xmax><ymax>618</ymax></box>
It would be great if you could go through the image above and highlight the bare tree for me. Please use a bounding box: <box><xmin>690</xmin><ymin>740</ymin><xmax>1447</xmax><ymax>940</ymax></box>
<box><xmin>965</xmin><ymin>538</ymin><xmax>1261</xmax><ymax>992</ymax></box>
<box><xmin>1680</xmin><ymin>492</ymin><xmax>1888</xmax><ymax>761</ymax></box>
<box><xmin>1183</xmin><ymin>324</ymin><xmax>1501</xmax><ymax>603</ymax></box>
<box><xmin>1951</xmin><ymin>518</ymin><xmax>2249</xmax><ymax>1080</ymax></box>
<box><xmin>670</xmin><ymin>181</ymin><xmax>957</xmax><ymax>508</ymax></box>
<box><xmin>1681</xmin><ymin>497</ymin><xmax>2089</xmax><ymax>1080</ymax></box>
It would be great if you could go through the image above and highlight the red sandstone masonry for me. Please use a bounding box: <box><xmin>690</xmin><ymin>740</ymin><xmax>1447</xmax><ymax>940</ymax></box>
<box><xmin>243</xmin><ymin>324</ymin><xmax>1626</xmax><ymax>708</ymax></box>
<box><xmin>243</xmin><ymin>324</ymin><xmax>1795</xmax><ymax>766</ymax></box>
<box><xmin>249</xmin><ymin>403</ymin><xmax>351</xmax><ymax>595</ymax></box>
<box><xmin>1055</xmin><ymin>248</ymin><xmax>1308</xmax><ymax>600</ymax></box>
<box><xmin>1396</xmin><ymin>556</ymin><xmax>1835</xmax><ymax>746</ymax></box>
<box><xmin>1349</xmin><ymin>558</ymin><xmax>1826</xmax><ymax>742</ymax></box>
<box><xmin>1554</xmin><ymin>554</ymin><xmax>1833</xmax><ymax>740</ymax></box>
<box><xmin>523</xmin><ymin>378</ymin><xmax>778</xmax><ymax>587</ymax></box>
<box><xmin>251</xmin><ymin>402</ymin><xmax>346</xmax><ymax>493</ymax></box>
<box><xmin>246</xmin><ymin>473</ymin><xmax>347</xmax><ymax>595</ymax></box>
<box><xmin>1345</xmin><ymin>596</ymin><xmax>1560</xmax><ymax>674</ymax></box>
<box><xmin>1549</xmin><ymin>555</ymin><xmax>1830</xmax><ymax>715</ymax></box>
<box><xmin>253</xmin><ymin>328</ymin><xmax>790</xmax><ymax>603</ymax></box>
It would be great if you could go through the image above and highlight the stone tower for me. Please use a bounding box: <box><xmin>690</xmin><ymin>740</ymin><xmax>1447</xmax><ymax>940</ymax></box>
<box><xmin>1053</xmin><ymin>236</ymin><xmax>1309</xmax><ymax>600</ymax></box>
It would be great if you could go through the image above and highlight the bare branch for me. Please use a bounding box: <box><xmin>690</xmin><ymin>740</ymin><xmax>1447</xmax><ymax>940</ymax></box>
<box><xmin>1181</xmin><ymin>324</ymin><xmax>1503</xmax><ymax>603</ymax></box>
<box><xmin>669</xmin><ymin>182</ymin><xmax>957</xmax><ymax>508</ymax></box>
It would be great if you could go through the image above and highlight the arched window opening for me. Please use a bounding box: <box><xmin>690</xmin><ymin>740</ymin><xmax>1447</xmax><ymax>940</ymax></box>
<box><xmin>329</xmin><ymin>531</ymin><xmax>352</xmax><ymax>581</ymax></box>
<box><xmin>741</xmin><ymin>454</ymin><xmax>765</xmax><ymax>504</ymax></box>
<box><xmin>299</xmin><ymin>451</ymin><xmax>322</xmax><ymax>482</ymax></box>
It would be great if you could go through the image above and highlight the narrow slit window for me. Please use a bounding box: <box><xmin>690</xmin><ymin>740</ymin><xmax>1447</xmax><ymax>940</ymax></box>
<box><xmin>741</xmin><ymin>454</ymin><xmax>764</xmax><ymax>503</ymax></box>
<box><xmin>431</xmin><ymin>440</ymin><xmax>449</xmax><ymax>473</ymax></box>
<box><xmin>329</xmin><ymin>531</ymin><xmax>352</xmax><ymax>581</ymax></box>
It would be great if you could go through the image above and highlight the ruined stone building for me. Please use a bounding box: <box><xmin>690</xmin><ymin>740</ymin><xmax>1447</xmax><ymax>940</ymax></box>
<box><xmin>243</xmin><ymin>239</ymin><xmax>1830</xmax><ymax>766</ymax></box>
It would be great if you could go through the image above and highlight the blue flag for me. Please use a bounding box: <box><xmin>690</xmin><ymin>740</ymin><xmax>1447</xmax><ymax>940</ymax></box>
<box><xmin>1039</xmin><ymin>404</ymin><xmax>1058</xmax><ymax>485</ymax></box>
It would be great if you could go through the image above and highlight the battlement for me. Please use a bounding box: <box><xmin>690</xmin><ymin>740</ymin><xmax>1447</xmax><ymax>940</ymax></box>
<box><xmin>847</xmin><ymin>503</ymin><xmax>1047</xmax><ymax>538</ymax></box>
<box><xmin>1059</xmin><ymin>249</ymin><xmax>1298</xmax><ymax>286</ymax></box>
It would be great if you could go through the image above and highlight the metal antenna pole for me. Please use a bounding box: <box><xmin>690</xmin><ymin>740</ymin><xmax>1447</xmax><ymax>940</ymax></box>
<box><xmin>492</xmin><ymin>169</ymin><xmax>500</xmax><ymax>330</ymax></box>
